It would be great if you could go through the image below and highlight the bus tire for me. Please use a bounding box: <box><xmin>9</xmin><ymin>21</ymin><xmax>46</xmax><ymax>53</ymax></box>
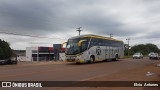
<box><xmin>114</xmin><ymin>54</ymin><xmax>119</xmax><ymax>61</ymax></box>
<box><xmin>76</xmin><ymin>62</ymin><xmax>80</xmax><ymax>64</ymax></box>
<box><xmin>90</xmin><ymin>55</ymin><xmax>95</xmax><ymax>64</ymax></box>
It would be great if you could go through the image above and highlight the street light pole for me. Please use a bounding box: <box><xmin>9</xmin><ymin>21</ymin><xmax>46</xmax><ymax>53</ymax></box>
<box><xmin>126</xmin><ymin>38</ymin><xmax>130</xmax><ymax>56</ymax></box>
<box><xmin>76</xmin><ymin>27</ymin><xmax>82</xmax><ymax>36</ymax></box>
<box><xmin>108</xmin><ymin>34</ymin><xmax>113</xmax><ymax>38</ymax></box>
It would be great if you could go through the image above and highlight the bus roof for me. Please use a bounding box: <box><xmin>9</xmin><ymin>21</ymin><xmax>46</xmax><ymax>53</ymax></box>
<box><xmin>69</xmin><ymin>34</ymin><xmax>123</xmax><ymax>42</ymax></box>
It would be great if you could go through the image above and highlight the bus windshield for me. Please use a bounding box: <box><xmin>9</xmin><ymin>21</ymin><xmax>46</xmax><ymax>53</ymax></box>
<box><xmin>66</xmin><ymin>38</ymin><xmax>90</xmax><ymax>55</ymax></box>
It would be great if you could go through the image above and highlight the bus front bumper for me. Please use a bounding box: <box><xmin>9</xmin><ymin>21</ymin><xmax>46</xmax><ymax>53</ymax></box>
<box><xmin>66</xmin><ymin>56</ymin><xmax>86</xmax><ymax>63</ymax></box>
<box><xmin>66</xmin><ymin>59</ymin><xmax>85</xmax><ymax>63</ymax></box>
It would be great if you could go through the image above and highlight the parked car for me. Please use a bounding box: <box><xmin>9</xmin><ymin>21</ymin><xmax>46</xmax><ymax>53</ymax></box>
<box><xmin>149</xmin><ymin>53</ymin><xmax>160</xmax><ymax>60</ymax></box>
<box><xmin>0</xmin><ymin>59</ymin><xmax>8</xmax><ymax>64</ymax></box>
<box><xmin>133</xmin><ymin>52</ymin><xmax>143</xmax><ymax>59</ymax></box>
<box><xmin>148</xmin><ymin>52</ymin><xmax>154</xmax><ymax>57</ymax></box>
<box><xmin>8</xmin><ymin>56</ymin><xmax>17</xmax><ymax>64</ymax></box>
<box><xmin>0</xmin><ymin>56</ymin><xmax>17</xmax><ymax>65</ymax></box>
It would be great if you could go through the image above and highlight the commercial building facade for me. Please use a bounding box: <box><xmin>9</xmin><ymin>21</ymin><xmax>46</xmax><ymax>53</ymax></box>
<box><xmin>26</xmin><ymin>47</ymin><xmax>65</xmax><ymax>62</ymax></box>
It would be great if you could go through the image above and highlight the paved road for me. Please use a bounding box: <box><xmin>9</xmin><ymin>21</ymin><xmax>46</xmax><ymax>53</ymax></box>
<box><xmin>0</xmin><ymin>58</ymin><xmax>159</xmax><ymax>81</ymax></box>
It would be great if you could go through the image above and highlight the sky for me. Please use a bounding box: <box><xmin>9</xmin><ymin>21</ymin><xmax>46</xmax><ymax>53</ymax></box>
<box><xmin>0</xmin><ymin>0</ymin><xmax>160</xmax><ymax>50</ymax></box>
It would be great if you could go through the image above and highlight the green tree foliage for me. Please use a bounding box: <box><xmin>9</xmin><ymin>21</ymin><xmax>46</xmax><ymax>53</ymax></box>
<box><xmin>129</xmin><ymin>43</ymin><xmax>159</xmax><ymax>55</ymax></box>
<box><xmin>0</xmin><ymin>39</ymin><xmax>12</xmax><ymax>59</ymax></box>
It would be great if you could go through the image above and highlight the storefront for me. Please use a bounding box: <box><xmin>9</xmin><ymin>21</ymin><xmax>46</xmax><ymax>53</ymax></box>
<box><xmin>26</xmin><ymin>47</ymin><xmax>65</xmax><ymax>62</ymax></box>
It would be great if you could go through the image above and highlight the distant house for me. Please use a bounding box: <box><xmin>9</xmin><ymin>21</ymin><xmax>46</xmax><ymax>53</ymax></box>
<box><xmin>12</xmin><ymin>50</ymin><xmax>26</xmax><ymax>61</ymax></box>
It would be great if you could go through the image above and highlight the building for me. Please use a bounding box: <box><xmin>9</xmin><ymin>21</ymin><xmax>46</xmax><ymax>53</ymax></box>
<box><xmin>13</xmin><ymin>50</ymin><xmax>26</xmax><ymax>61</ymax></box>
<box><xmin>59</xmin><ymin>48</ymin><xmax>66</xmax><ymax>61</ymax></box>
<box><xmin>26</xmin><ymin>47</ymin><xmax>65</xmax><ymax>62</ymax></box>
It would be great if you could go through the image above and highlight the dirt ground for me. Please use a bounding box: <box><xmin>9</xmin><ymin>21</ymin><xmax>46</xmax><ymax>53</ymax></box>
<box><xmin>89</xmin><ymin>62</ymin><xmax>160</xmax><ymax>81</ymax></box>
<box><xmin>91</xmin><ymin>61</ymin><xmax>160</xmax><ymax>90</ymax></box>
<box><xmin>57</xmin><ymin>61</ymin><xmax>160</xmax><ymax>90</ymax></box>
<box><xmin>0</xmin><ymin>61</ymin><xmax>68</xmax><ymax>70</ymax></box>
<box><xmin>0</xmin><ymin>61</ymin><xmax>160</xmax><ymax>90</ymax></box>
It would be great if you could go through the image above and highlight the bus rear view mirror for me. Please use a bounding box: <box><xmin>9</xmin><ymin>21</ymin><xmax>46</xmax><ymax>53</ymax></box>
<box><xmin>78</xmin><ymin>40</ymin><xmax>86</xmax><ymax>46</ymax></box>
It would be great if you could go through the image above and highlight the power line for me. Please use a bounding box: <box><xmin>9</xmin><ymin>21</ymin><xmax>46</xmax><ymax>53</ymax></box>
<box><xmin>0</xmin><ymin>31</ymin><xmax>66</xmax><ymax>40</ymax></box>
<box><xmin>76</xmin><ymin>27</ymin><xmax>83</xmax><ymax>36</ymax></box>
<box><xmin>108</xmin><ymin>34</ymin><xmax>113</xmax><ymax>38</ymax></box>
<box><xmin>126</xmin><ymin>38</ymin><xmax>131</xmax><ymax>56</ymax></box>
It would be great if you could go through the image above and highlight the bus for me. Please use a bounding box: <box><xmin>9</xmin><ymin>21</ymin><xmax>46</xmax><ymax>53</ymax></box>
<box><xmin>65</xmin><ymin>34</ymin><xmax>124</xmax><ymax>63</ymax></box>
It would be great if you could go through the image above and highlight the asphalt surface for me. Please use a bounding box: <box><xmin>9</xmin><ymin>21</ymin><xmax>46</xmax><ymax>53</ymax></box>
<box><xmin>0</xmin><ymin>57</ymin><xmax>159</xmax><ymax>81</ymax></box>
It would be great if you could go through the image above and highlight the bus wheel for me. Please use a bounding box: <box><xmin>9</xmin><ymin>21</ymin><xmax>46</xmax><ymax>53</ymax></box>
<box><xmin>76</xmin><ymin>62</ymin><xmax>80</xmax><ymax>64</ymax></box>
<box><xmin>90</xmin><ymin>56</ymin><xmax>95</xmax><ymax>64</ymax></box>
<box><xmin>114</xmin><ymin>54</ymin><xmax>119</xmax><ymax>61</ymax></box>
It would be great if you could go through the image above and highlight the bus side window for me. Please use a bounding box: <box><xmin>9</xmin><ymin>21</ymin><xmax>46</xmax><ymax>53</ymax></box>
<box><xmin>97</xmin><ymin>39</ymin><xmax>103</xmax><ymax>46</ymax></box>
<box><xmin>89</xmin><ymin>41</ymin><xmax>94</xmax><ymax>48</ymax></box>
<box><xmin>91</xmin><ymin>38</ymin><xmax>97</xmax><ymax>46</ymax></box>
<box><xmin>81</xmin><ymin>42</ymin><xmax>87</xmax><ymax>51</ymax></box>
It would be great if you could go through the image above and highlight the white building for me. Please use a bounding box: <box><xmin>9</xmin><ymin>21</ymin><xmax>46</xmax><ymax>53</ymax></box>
<box><xmin>26</xmin><ymin>47</ymin><xmax>38</xmax><ymax>61</ymax></box>
<box><xmin>13</xmin><ymin>50</ymin><xmax>26</xmax><ymax>61</ymax></box>
<box><xmin>59</xmin><ymin>53</ymin><xmax>66</xmax><ymax>61</ymax></box>
<box><xmin>17</xmin><ymin>56</ymin><xmax>26</xmax><ymax>61</ymax></box>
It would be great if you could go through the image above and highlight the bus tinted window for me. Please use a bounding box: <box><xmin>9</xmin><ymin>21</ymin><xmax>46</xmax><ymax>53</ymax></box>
<box><xmin>90</xmin><ymin>38</ymin><xmax>123</xmax><ymax>47</ymax></box>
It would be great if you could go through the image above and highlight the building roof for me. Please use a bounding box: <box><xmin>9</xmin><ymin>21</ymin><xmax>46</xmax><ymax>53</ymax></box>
<box><xmin>12</xmin><ymin>50</ymin><xmax>26</xmax><ymax>56</ymax></box>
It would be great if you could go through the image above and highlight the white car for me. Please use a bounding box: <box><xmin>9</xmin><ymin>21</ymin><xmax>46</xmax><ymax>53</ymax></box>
<box><xmin>148</xmin><ymin>52</ymin><xmax>154</xmax><ymax>57</ymax></box>
<box><xmin>149</xmin><ymin>53</ymin><xmax>160</xmax><ymax>60</ymax></box>
<box><xmin>133</xmin><ymin>53</ymin><xmax>143</xmax><ymax>59</ymax></box>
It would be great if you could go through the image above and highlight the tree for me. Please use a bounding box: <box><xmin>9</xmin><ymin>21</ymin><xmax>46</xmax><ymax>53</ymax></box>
<box><xmin>129</xmin><ymin>43</ymin><xmax>159</xmax><ymax>55</ymax></box>
<box><xmin>0</xmin><ymin>39</ymin><xmax>12</xmax><ymax>59</ymax></box>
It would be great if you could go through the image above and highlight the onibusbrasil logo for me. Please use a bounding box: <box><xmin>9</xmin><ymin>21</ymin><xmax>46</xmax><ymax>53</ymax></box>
<box><xmin>1</xmin><ymin>82</ymin><xmax>42</xmax><ymax>88</ymax></box>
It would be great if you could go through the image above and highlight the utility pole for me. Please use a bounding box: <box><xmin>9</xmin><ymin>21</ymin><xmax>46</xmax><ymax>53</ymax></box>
<box><xmin>108</xmin><ymin>34</ymin><xmax>113</xmax><ymax>38</ymax></box>
<box><xmin>76</xmin><ymin>27</ymin><xmax>82</xmax><ymax>36</ymax></box>
<box><xmin>126</xmin><ymin>38</ymin><xmax>130</xmax><ymax>56</ymax></box>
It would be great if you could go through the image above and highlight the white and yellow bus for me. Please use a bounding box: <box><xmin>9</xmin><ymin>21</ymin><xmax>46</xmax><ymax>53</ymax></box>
<box><xmin>65</xmin><ymin>34</ymin><xmax>124</xmax><ymax>63</ymax></box>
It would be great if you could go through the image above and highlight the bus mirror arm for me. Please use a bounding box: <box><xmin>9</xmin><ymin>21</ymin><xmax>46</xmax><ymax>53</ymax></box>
<box><xmin>78</xmin><ymin>40</ymin><xmax>86</xmax><ymax>47</ymax></box>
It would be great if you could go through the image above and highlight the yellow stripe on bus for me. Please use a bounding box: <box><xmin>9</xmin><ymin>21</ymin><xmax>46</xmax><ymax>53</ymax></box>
<box><xmin>84</xmin><ymin>35</ymin><xmax>123</xmax><ymax>42</ymax></box>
